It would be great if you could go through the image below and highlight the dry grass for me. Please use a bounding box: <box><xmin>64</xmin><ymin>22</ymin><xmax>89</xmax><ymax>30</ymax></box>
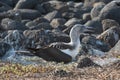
<box><xmin>0</xmin><ymin>59</ymin><xmax>119</xmax><ymax>80</ymax></box>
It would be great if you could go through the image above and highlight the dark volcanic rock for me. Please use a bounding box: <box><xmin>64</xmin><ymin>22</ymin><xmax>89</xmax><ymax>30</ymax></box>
<box><xmin>21</xmin><ymin>19</ymin><xmax>31</xmax><ymax>25</ymax></box>
<box><xmin>66</xmin><ymin>1</ymin><xmax>74</xmax><ymax>7</ymax></box>
<box><xmin>23</xmin><ymin>28</ymin><xmax>70</xmax><ymax>48</ymax></box>
<box><xmin>0</xmin><ymin>10</ymin><xmax>21</xmax><ymax>21</ymax></box>
<box><xmin>4</xmin><ymin>30</ymin><xmax>25</xmax><ymax>50</ymax></box>
<box><xmin>0</xmin><ymin>2</ymin><xmax>11</xmax><ymax>12</ymax></box>
<box><xmin>35</xmin><ymin>4</ymin><xmax>46</xmax><ymax>14</ymax></box>
<box><xmin>82</xmin><ymin>13</ymin><xmax>91</xmax><ymax>23</ymax></box>
<box><xmin>30</xmin><ymin>22</ymin><xmax>52</xmax><ymax>30</ymax></box>
<box><xmin>97</xmin><ymin>26</ymin><xmax>120</xmax><ymax>48</ymax></box>
<box><xmin>33</xmin><ymin>17</ymin><xmax>49</xmax><ymax>23</ymax></box>
<box><xmin>57</xmin><ymin>25</ymin><xmax>67</xmax><ymax>31</ymax></box>
<box><xmin>102</xmin><ymin>19</ymin><xmax>120</xmax><ymax>31</ymax></box>
<box><xmin>62</xmin><ymin>12</ymin><xmax>76</xmax><ymax>20</ymax></box>
<box><xmin>14</xmin><ymin>0</ymin><xmax>38</xmax><ymax>9</ymax></box>
<box><xmin>100</xmin><ymin>0</ymin><xmax>113</xmax><ymax>4</ymax></box>
<box><xmin>0</xmin><ymin>41</ymin><xmax>12</xmax><ymax>57</ymax></box>
<box><xmin>25</xmin><ymin>17</ymin><xmax>49</xmax><ymax>28</ymax></box>
<box><xmin>23</xmin><ymin>30</ymin><xmax>51</xmax><ymax>48</ymax></box>
<box><xmin>9</xmin><ymin>9</ymin><xmax>41</xmax><ymax>20</ymax></box>
<box><xmin>44</xmin><ymin>10</ymin><xmax>62</xmax><ymax>21</ymax></box>
<box><xmin>50</xmin><ymin>18</ymin><xmax>66</xmax><ymax>28</ymax></box>
<box><xmin>83</xmin><ymin>0</ymin><xmax>99</xmax><ymax>9</ymax></box>
<box><xmin>51</xmin><ymin>28</ymin><xmax>70</xmax><ymax>43</ymax></box>
<box><xmin>12</xmin><ymin>0</ymin><xmax>19</xmax><ymax>7</ymax></box>
<box><xmin>90</xmin><ymin>2</ymin><xmax>105</xmax><ymax>19</ymax></box>
<box><xmin>77</xmin><ymin>57</ymin><xmax>100</xmax><ymax>68</ymax></box>
<box><xmin>109</xmin><ymin>40</ymin><xmax>120</xmax><ymax>55</ymax></box>
<box><xmin>81</xmin><ymin>36</ymin><xmax>110</xmax><ymax>52</ymax></box>
<box><xmin>62</xmin><ymin>8</ymin><xmax>85</xmax><ymax>20</ymax></box>
<box><xmin>0</xmin><ymin>0</ymin><xmax>13</xmax><ymax>7</ymax></box>
<box><xmin>1</xmin><ymin>18</ymin><xmax>28</xmax><ymax>30</ymax></box>
<box><xmin>65</xmin><ymin>18</ymin><xmax>82</xmax><ymax>27</ymax></box>
<box><xmin>74</xmin><ymin>2</ymin><xmax>83</xmax><ymax>8</ymax></box>
<box><xmin>54</xmin><ymin>69</ymin><xmax>72</xmax><ymax>77</ymax></box>
<box><xmin>7</xmin><ymin>10</ymin><xmax>22</xmax><ymax>21</ymax></box>
<box><xmin>41</xmin><ymin>1</ymin><xmax>68</xmax><ymax>13</ymax></box>
<box><xmin>0</xmin><ymin>12</ymin><xmax>8</xmax><ymax>21</ymax></box>
<box><xmin>99</xmin><ymin>1</ymin><xmax>120</xmax><ymax>24</ymax></box>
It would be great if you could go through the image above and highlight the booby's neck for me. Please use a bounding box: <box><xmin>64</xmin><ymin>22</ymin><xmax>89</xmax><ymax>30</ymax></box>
<box><xmin>69</xmin><ymin>29</ymin><xmax>80</xmax><ymax>45</ymax></box>
<box><xmin>61</xmin><ymin>36</ymin><xmax>81</xmax><ymax>60</ymax></box>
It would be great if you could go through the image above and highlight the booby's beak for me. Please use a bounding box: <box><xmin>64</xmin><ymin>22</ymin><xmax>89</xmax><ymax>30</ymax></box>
<box><xmin>83</xmin><ymin>27</ymin><xmax>95</xmax><ymax>34</ymax></box>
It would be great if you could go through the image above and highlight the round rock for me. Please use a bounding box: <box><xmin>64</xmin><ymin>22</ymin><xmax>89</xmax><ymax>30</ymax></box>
<box><xmin>1</xmin><ymin>18</ymin><xmax>28</xmax><ymax>30</ymax></box>
<box><xmin>99</xmin><ymin>1</ymin><xmax>120</xmax><ymax>24</ymax></box>
<box><xmin>0</xmin><ymin>42</ymin><xmax>12</xmax><ymax>57</ymax></box>
<box><xmin>82</xmin><ymin>13</ymin><xmax>91</xmax><ymax>23</ymax></box>
<box><xmin>44</xmin><ymin>10</ymin><xmax>62</xmax><ymax>21</ymax></box>
<box><xmin>90</xmin><ymin>2</ymin><xmax>105</xmax><ymax>19</ymax></box>
<box><xmin>83</xmin><ymin>0</ymin><xmax>99</xmax><ymax>8</ymax></box>
<box><xmin>4</xmin><ymin>30</ymin><xmax>25</xmax><ymax>50</ymax></box>
<box><xmin>23</xmin><ymin>29</ymin><xmax>51</xmax><ymax>48</ymax></box>
<box><xmin>0</xmin><ymin>2</ymin><xmax>11</xmax><ymax>12</ymax></box>
<box><xmin>14</xmin><ymin>0</ymin><xmax>38</xmax><ymax>9</ymax></box>
<box><xmin>97</xmin><ymin>26</ymin><xmax>120</xmax><ymax>48</ymax></box>
<box><xmin>102</xmin><ymin>19</ymin><xmax>120</xmax><ymax>31</ymax></box>
<box><xmin>9</xmin><ymin>9</ymin><xmax>41</xmax><ymax>20</ymax></box>
<box><xmin>30</xmin><ymin>22</ymin><xmax>52</xmax><ymax>30</ymax></box>
<box><xmin>50</xmin><ymin>18</ymin><xmax>66</xmax><ymax>28</ymax></box>
<box><xmin>41</xmin><ymin>1</ymin><xmax>68</xmax><ymax>13</ymax></box>
<box><xmin>25</xmin><ymin>17</ymin><xmax>49</xmax><ymax>28</ymax></box>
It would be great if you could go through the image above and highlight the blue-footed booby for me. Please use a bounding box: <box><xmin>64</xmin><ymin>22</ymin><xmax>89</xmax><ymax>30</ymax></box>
<box><xmin>28</xmin><ymin>24</ymin><xmax>86</xmax><ymax>63</ymax></box>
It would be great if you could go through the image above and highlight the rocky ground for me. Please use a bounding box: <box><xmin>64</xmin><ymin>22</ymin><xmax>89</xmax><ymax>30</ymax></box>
<box><xmin>0</xmin><ymin>55</ymin><xmax>120</xmax><ymax>80</ymax></box>
<box><xmin>0</xmin><ymin>0</ymin><xmax>120</xmax><ymax>79</ymax></box>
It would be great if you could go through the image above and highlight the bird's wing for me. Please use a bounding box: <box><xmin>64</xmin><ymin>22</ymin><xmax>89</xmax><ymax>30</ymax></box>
<box><xmin>49</xmin><ymin>42</ymin><xmax>74</xmax><ymax>50</ymax></box>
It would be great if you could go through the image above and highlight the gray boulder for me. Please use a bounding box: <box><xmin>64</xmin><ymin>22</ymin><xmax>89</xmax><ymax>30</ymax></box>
<box><xmin>0</xmin><ymin>2</ymin><xmax>11</xmax><ymax>12</ymax></box>
<box><xmin>21</xmin><ymin>19</ymin><xmax>31</xmax><ymax>25</ymax></box>
<box><xmin>109</xmin><ymin>40</ymin><xmax>120</xmax><ymax>57</ymax></box>
<box><xmin>0</xmin><ymin>0</ymin><xmax>13</xmax><ymax>6</ymax></box>
<box><xmin>35</xmin><ymin>4</ymin><xmax>46</xmax><ymax>14</ymax></box>
<box><xmin>100</xmin><ymin>0</ymin><xmax>113</xmax><ymax>4</ymax></box>
<box><xmin>97</xmin><ymin>26</ymin><xmax>120</xmax><ymax>47</ymax></box>
<box><xmin>99</xmin><ymin>1</ymin><xmax>120</xmax><ymax>24</ymax></box>
<box><xmin>77</xmin><ymin>57</ymin><xmax>100</xmax><ymax>68</ymax></box>
<box><xmin>4</xmin><ymin>30</ymin><xmax>25</xmax><ymax>50</ymax></box>
<box><xmin>62</xmin><ymin>12</ymin><xmax>77</xmax><ymax>20</ymax></box>
<box><xmin>14</xmin><ymin>0</ymin><xmax>38</xmax><ymax>9</ymax></box>
<box><xmin>44</xmin><ymin>10</ymin><xmax>62</xmax><ymax>21</ymax></box>
<box><xmin>30</xmin><ymin>22</ymin><xmax>52</xmax><ymax>30</ymax></box>
<box><xmin>41</xmin><ymin>1</ymin><xmax>68</xmax><ymax>13</ymax></box>
<box><xmin>74</xmin><ymin>2</ymin><xmax>83</xmax><ymax>9</ymax></box>
<box><xmin>7</xmin><ymin>10</ymin><xmax>22</xmax><ymax>22</ymax></box>
<box><xmin>23</xmin><ymin>30</ymin><xmax>51</xmax><ymax>48</ymax></box>
<box><xmin>10</xmin><ymin>9</ymin><xmax>41</xmax><ymax>20</ymax></box>
<box><xmin>0</xmin><ymin>42</ymin><xmax>12</xmax><ymax>57</ymax></box>
<box><xmin>50</xmin><ymin>18</ymin><xmax>66</xmax><ymax>28</ymax></box>
<box><xmin>82</xmin><ymin>13</ymin><xmax>91</xmax><ymax>23</ymax></box>
<box><xmin>91</xmin><ymin>2</ymin><xmax>105</xmax><ymax>19</ymax></box>
<box><xmin>65</xmin><ymin>18</ymin><xmax>82</xmax><ymax>27</ymax></box>
<box><xmin>26</xmin><ymin>17</ymin><xmax>49</xmax><ymax>28</ymax></box>
<box><xmin>102</xmin><ymin>19</ymin><xmax>120</xmax><ymax>31</ymax></box>
<box><xmin>1</xmin><ymin>18</ymin><xmax>28</xmax><ymax>30</ymax></box>
<box><xmin>83</xmin><ymin>0</ymin><xmax>99</xmax><ymax>9</ymax></box>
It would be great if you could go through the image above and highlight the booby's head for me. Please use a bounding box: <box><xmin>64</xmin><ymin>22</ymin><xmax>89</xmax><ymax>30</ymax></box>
<box><xmin>70</xmin><ymin>24</ymin><xmax>85</xmax><ymax>43</ymax></box>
